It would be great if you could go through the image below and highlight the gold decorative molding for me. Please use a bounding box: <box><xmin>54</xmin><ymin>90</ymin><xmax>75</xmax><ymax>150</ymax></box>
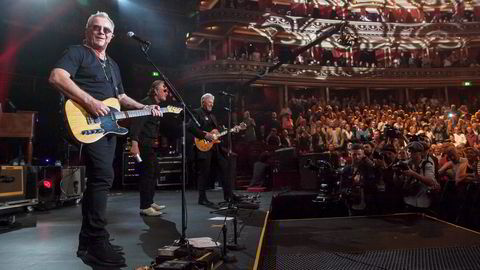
<box><xmin>195</xmin><ymin>8</ymin><xmax>480</xmax><ymax>48</ymax></box>
<box><xmin>180</xmin><ymin>60</ymin><xmax>480</xmax><ymax>87</ymax></box>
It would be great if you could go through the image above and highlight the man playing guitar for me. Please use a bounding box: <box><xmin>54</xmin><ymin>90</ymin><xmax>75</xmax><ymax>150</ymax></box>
<box><xmin>188</xmin><ymin>93</ymin><xmax>240</xmax><ymax>207</ymax></box>
<box><xmin>49</xmin><ymin>11</ymin><xmax>162</xmax><ymax>267</ymax></box>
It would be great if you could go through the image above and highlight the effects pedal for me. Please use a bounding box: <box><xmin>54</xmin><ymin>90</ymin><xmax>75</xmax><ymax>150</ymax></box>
<box><xmin>153</xmin><ymin>260</ymin><xmax>192</xmax><ymax>270</ymax></box>
<box><xmin>157</xmin><ymin>245</ymin><xmax>180</xmax><ymax>258</ymax></box>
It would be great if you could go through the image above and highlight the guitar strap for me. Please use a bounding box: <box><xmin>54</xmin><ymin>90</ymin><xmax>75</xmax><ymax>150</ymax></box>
<box><xmin>107</xmin><ymin>56</ymin><xmax>120</xmax><ymax>97</ymax></box>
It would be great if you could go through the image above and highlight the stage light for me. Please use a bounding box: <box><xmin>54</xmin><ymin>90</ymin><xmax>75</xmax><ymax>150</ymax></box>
<box><xmin>463</xmin><ymin>81</ymin><xmax>472</xmax><ymax>87</ymax></box>
<box><xmin>42</xmin><ymin>179</ymin><xmax>53</xmax><ymax>189</ymax></box>
<box><xmin>152</xmin><ymin>71</ymin><xmax>159</xmax><ymax>77</ymax></box>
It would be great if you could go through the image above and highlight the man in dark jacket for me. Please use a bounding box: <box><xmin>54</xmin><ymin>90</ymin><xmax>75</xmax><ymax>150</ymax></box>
<box><xmin>130</xmin><ymin>80</ymin><xmax>169</xmax><ymax>216</ymax></box>
<box><xmin>188</xmin><ymin>93</ymin><xmax>236</xmax><ymax>207</ymax></box>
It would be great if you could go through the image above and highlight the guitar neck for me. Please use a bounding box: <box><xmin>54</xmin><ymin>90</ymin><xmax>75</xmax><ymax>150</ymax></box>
<box><xmin>113</xmin><ymin>107</ymin><xmax>170</xmax><ymax>120</ymax></box>
<box><xmin>217</xmin><ymin>127</ymin><xmax>238</xmax><ymax>138</ymax></box>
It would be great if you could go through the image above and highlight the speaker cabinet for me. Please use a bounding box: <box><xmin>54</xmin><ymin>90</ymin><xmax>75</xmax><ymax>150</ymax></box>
<box><xmin>0</xmin><ymin>166</ymin><xmax>38</xmax><ymax>203</ymax></box>
<box><xmin>156</xmin><ymin>156</ymin><xmax>182</xmax><ymax>187</ymax></box>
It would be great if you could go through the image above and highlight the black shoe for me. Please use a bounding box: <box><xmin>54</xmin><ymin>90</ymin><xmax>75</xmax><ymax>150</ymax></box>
<box><xmin>198</xmin><ymin>198</ymin><xmax>217</xmax><ymax>208</ymax></box>
<box><xmin>77</xmin><ymin>241</ymin><xmax>124</xmax><ymax>257</ymax></box>
<box><xmin>79</xmin><ymin>241</ymin><xmax>126</xmax><ymax>267</ymax></box>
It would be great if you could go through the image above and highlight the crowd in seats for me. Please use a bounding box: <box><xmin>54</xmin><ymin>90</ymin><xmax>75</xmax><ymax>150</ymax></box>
<box><xmin>238</xmin><ymin>93</ymin><xmax>480</xmax><ymax>226</ymax></box>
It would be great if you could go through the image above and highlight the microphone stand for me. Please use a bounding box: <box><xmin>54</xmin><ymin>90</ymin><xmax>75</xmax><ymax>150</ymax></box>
<box><xmin>138</xmin><ymin>44</ymin><xmax>200</xmax><ymax>246</ymax></box>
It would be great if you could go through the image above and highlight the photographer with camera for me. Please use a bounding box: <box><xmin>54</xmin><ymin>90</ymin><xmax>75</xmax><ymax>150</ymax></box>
<box><xmin>343</xmin><ymin>144</ymin><xmax>380</xmax><ymax>215</ymax></box>
<box><xmin>375</xmin><ymin>144</ymin><xmax>405</xmax><ymax>213</ymax></box>
<box><xmin>399</xmin><ymin>142</ymin><xmax>440</xmax><ymax>212</ymax></box>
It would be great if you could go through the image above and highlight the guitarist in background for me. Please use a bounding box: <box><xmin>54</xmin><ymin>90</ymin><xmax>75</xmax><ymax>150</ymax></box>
<box><xmin>129</xmin><ymin>80</ymin><xmax>169</xmax><ymax>216</ymax></box>
<box><xmin>188</xmin><ymin>93</ymin><xmax>238</xmax><ymax>207</ymax></box>
<box><xmin>49</xmin><ymin>12</ymin><xmax>162</xmax><ymax>267</ymax></box>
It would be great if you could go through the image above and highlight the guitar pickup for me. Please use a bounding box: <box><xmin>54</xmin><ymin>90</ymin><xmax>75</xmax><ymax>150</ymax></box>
<box><xmin>86</xmin><ymin>117</ymin><xmax>101</xmax><ymax>125</ymax></box>
<box><xmin>81</xmin><ymin>128</ymin><xmax>105</xmax><ymax>135</ymax></box>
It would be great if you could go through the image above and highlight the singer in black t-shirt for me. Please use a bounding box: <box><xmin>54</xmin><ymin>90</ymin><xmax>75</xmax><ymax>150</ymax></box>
<box><xmin>49</xmin><ymin>11</ymin><xmax>162</xmax><ymax>267</ymax></box>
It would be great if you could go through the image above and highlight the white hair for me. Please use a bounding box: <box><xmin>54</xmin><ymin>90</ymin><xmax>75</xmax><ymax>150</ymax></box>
<box><xmin>85</xmin><ymin>11</ymin><xmax>115</xmax><ymax>32</ymax></box>
<box><xmin>201</xmin><ymin>93</ymin><xmax>214</xmax><ymax>105</ymax></box>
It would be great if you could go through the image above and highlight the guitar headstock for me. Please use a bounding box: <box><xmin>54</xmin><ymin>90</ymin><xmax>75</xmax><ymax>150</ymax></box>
<box><xmin>166</xmin><ymin>106</ymin><xmax>183</xmax><ymax>114</ymax></box>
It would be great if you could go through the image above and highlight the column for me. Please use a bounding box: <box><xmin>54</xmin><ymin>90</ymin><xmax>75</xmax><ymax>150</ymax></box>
<box><xmin>201</xmin><ymin>83</ymin><xmax>206</xmax><ymax>94</ymax></box>
<box><xmin>284</xmin><ymin>85</ymin><xmax>289</xmax><ymax>106</ymax></box>
<box><xmin>208</xmin><ymin>40</ymin><xmax>212</xmax><ymax>60</ymax></box>
<box><xmin>405</xmin><ymin>88</ymin><xmax>409</xmax><ymax>102</ymax></box>
<box><xmin>444</xmin><ymin>86</ymin><xmax>449</xmax><ymax>104</ymax></box>
<box><xmin>366</xmin><ymin>87</ymin><xmax>370</xmax><ymax>105</ymax></box>
<box><xmin>228</xmin><ymin>37</ymin><xmax>232</xmax><ymax>57</ymax></box>
<box><xmin>326</xmin><ymin>87</ymin><xmax>330</xmax><ymax>103</ymax></box>
<box><xmin>384</xmin><ymin>48</ymin><xmax>387</xmax><ymax>67</ymax></box>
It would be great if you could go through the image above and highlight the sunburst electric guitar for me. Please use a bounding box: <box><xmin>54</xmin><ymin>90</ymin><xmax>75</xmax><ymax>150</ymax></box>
<box><xmin>64</xmin><ymin>98</ymin><xmax>182</xmax><ymax>144</ymax></box>
<box><xmin>194</xmin><ymin>123</ymin><xmax>247</xmax><ymax>152</ymax></box>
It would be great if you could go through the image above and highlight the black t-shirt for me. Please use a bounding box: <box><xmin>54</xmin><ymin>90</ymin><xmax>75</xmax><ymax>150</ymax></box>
<box><xmin>53</xmin><ymin>45</ymin><xmax>125</xmax><ymax>100</ymax></box>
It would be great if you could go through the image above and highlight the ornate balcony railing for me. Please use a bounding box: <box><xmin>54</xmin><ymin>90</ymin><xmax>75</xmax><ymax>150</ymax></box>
<box><xmin>197</xmin><ymin>8</ymin><xmax>480</xmax><ymax>42</ymax></box>
<box><xmin>180</xmin><ymin>60</ymin><xmax>480</xmax><ymax>87</ymax></box>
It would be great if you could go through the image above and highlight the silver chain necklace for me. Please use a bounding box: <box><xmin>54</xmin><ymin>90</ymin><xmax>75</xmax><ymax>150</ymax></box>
<box><xmin>99</xmin><ymin>58</ymin><xmax>109</xmax><ymax>81</ymax></box>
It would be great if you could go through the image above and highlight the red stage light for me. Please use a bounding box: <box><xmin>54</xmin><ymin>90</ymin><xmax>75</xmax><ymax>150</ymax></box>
<box><xmin>42</xmin><ymin>179</ymin><xmax>53</xmax><ymax>189</ymax></box>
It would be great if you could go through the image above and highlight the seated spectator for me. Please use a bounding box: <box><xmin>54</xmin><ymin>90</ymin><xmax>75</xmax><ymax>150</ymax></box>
<box><xmin>279</xmin><ymin>129</ymin><xmax>292</xmax><ymax>148</ymax></box>
<box><xmin>248</xmin><ymin>151</ymin><xmax>272</xmax><ymax>187</ymax></box>
<box><xmin>266</xmin><ymin>128</ymin><xmax>281</xmax><ymax>147</ymax></box>
<box><xmin>453</xmin><ymin>127</ymin><xmax>467</xmax><ymax>147</ymax></box>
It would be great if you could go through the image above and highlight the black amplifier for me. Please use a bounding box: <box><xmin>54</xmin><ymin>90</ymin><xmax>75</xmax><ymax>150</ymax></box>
<box><xmin>156</xmin><ymin>156</ymin><xmax>183</xmax><ymax>187</ymax></box>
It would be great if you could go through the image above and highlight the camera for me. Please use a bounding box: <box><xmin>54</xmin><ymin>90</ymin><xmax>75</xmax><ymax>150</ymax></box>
<box><xmin>391</xmin><ymin>160</ymin><xmax>410</xmax><ymax>172</ymax></box>
<box><xmin>383</xmin><ymin>124</ymin><xmax>402</xmax><ymax>139</ymax></box>
<box><xmin>372</xmin><ymin>150</ymin><xmax>384</xmax><ymax>160</ymax></box>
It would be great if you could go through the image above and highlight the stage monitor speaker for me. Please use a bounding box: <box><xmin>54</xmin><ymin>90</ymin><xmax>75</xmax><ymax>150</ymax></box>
<box><xmin>0</xmin><ymin>166</ymin><xmax>38</xmax><ymax>203</ymax></box>
<box><xmin>273</xmin><ymin>147</ymin><xmax>297</xmax><ymax>172</ymax></box>
<box><xmin>270</xmin><ymin>191</ymin><xmax>348</xmax><ymax>220</ymax></box>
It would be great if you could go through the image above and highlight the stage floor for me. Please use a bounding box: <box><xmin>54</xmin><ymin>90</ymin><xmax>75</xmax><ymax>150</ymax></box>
<box><xmin>0</xmin><ymin>190</ymin><xmax>271</xmax><ymax>270</ymax></box>
<box><xmin>259</xmin><ymin>213</ymin><xmax>480</xmax><ymax>270</ymax></box>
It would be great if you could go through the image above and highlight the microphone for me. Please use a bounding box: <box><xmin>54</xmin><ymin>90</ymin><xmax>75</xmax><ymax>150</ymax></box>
<box><xmin>218</xmin><ymin>91</ymin><xmax>235</xmax><ymax>97</ymax></box>
<box><xmin>127</xmin><ymin>31</ymin><xmax>151</xmax><ymax>46</ymax></box>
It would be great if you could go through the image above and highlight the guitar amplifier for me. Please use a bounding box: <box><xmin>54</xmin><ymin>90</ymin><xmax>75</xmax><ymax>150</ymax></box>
<box><xmin>0</xmin><ymin>166</ymin><xmax>38</xmax><ymax>205</ymax></box>
<box><xmin>156</xmin><ymin>156</ymin><xmax>182</xmax><ymax>187</ymax></box>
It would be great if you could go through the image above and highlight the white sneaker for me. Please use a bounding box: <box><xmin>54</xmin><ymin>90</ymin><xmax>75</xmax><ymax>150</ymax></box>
<box><xmin>140</xmin><ymin>207</ymin><xmax>163</xmax><ymax>216</ymax></box>
<box><xmin>151</xmin><ymin>203</ymin><xmax>166</xmax><ymax>211</ymax></box>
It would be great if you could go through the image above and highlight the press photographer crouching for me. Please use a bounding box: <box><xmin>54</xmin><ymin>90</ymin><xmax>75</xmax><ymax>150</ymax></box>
<box><xmin>397</xmin><ymin>141</ymin><xmax>441</xmax><ymax>213</ymax></box>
